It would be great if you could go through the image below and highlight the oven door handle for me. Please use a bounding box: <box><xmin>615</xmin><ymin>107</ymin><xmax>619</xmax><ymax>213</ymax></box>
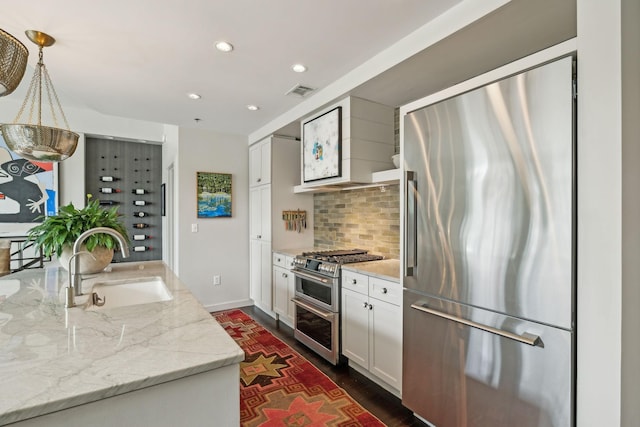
<box><xmin>292</xmin><ymin>269</ymin><xmax>330</xmax><ymax>284</ymax></box>
<box><xmin>292</xmin><ymin>298</ymin><xmax>333</xmax><ymax>320</ymax></box>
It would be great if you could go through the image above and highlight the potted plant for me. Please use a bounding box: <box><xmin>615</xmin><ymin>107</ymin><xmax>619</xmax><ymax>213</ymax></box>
<box><xmin>27</xmin><ymin>194</ymin><xmax>129</xmax><ymax>273</ymax></box>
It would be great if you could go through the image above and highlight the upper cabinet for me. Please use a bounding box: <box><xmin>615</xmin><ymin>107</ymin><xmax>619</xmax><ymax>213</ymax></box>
<box><xmin>295</xmin><ymin>96</ymin><xmax>395</xmax><ymax>191</ymax></box>
<box><xmin>249</xmin><ymin>140</ymin><xmax>271</xmax><ymax>187</ymax></box>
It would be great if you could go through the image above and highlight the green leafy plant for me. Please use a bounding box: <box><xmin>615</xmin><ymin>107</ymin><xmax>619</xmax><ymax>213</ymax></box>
<box><xmin>27</xmin><ymin>195</ymin><xmax>129</xmax><ymax>257</ymax></box>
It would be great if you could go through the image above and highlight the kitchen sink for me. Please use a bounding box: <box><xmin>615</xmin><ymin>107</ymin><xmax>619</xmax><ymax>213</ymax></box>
<box><xmin>85</xmin><ymin>276</ymin><xmax>172</xmax><ymax>310</ymax></box>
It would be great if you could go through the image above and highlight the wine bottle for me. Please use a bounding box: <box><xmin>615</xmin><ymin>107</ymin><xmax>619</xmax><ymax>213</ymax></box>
<box><xmin>133</xmin><ymin>211</ymin><xmax>147</xmax><ymax>218</ymax></box>
<box><xmin>99</xmin><ymin>187</ymin><xmax>121</xmax><ymax>194</ymax></box>
<box><xmin>132</xmin><ymin>188</ymin><xmax>146</xmax><ymax>195</ymax></box>
<box><xmin>133</xmin><ymin>245</ymin><xmax>151</xmax><ymax>252</ymax></box>
<box><xmin>99</xmin><ymin>200</ymin><xmax>118</xmax><ymax>205</ymax></box>
<box><xmin>133</xmin><ymin>223</ymin><xmax>149</xmax><ymax>229</ymax></box>
<box><xmin>133</xmin><ymin>234</ymin><xmax>150</xmax><ymax>241</ymax></box>
<box><xmin>99</xmin><ymin>176</ymin><xmax>116</xmax><ymax>182</ymax></box>
<box><xmin>133</xmin><ymin>200</ymin><xmax>147</xmax><ymax>206</ymax></box>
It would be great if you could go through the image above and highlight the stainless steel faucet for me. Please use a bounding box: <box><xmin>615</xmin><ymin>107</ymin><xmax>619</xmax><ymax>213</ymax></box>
<box><xmin>66</xmin><ymin>227</ymin><xmax>130</xmax><ymax>308</ymax></box>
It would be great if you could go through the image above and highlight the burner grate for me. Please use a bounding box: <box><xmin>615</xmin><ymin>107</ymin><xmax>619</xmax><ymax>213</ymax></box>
<box><xmin>302</xmin><ymin>249</ymin><xmax>368</xmax><ymax>258</ymax></box>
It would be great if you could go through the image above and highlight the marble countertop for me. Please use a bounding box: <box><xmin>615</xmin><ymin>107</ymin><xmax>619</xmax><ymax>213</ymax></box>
<box><xmin>0</xmin><ymin>261</ymin><xmax>244</xmax><ymax>426</ymax></box>
<box><xmin>341</xmin><ymin>259</ymin><xmax>401</xmax><ymax>282</ymax></box>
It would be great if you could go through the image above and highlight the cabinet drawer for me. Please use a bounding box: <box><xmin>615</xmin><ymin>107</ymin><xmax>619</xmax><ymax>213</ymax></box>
<box><xmin>342</xmin><ymin>270</ymin><xmax>369</xmax><ymax>294</ymax></box>
<box><xmin>273</xmin><ymin>252</ymin><xmax>287</xmax><ymax>268</ymax></box>
<box><xmin>369</xmin><ymin>277</ymin><xmax>401</xmax><ymax>306</ymax></box>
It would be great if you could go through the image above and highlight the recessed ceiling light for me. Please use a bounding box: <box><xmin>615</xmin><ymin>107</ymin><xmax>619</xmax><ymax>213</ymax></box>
<box><xmin>187</xmin><ymin>93</ymin><xmax>201</xmax><ymax>100</ymax></box>
<box><xmin>215</xmin><ymin>41</ymin><xmax>234</xmax><ymax>52</ymax></box>
<box><xmin>247</xmin><ymin>105</ymin><xmax>259</xmax><ymax>111</ymax></box>
<box><xmin>292</xmin><ymin>64</ymin><xmax>307</xmax><ymax>73</ymax></box>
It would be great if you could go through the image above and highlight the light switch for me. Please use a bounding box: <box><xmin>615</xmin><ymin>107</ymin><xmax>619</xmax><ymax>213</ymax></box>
<box><xmin>191</xmin><ymin>223</ymin><xmax>198</xmax><ymax>233</ymax></box>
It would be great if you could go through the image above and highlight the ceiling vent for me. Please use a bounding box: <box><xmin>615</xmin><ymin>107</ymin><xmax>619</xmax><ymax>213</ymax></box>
<box><xmin>286</xmin><ymin>84</ymin><xmax>315</xmax><ymax>97</ymax></box>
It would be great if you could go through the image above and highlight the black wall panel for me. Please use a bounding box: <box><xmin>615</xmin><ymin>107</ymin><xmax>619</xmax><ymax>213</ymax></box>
<box><xmin>85</xmin><ymin>137</ymin><xmax>162</xmax><ymax>262</ymax></box>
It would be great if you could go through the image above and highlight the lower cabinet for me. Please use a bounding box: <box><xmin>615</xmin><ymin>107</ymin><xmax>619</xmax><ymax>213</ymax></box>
<box><xmin>272</xmin><ymin>252</ymin><xmax>295</xmax><ymax>326</ymax></box>
<box><xmin>341</xmin><ymin>270</ymin><xmax>402</xmax><ymax>394</ymax></box>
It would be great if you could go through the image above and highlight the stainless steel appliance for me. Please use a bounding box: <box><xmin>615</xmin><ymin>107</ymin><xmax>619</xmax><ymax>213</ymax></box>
<box><xmin>292</xmin><ymin>249</ymin><xmax>383</xmax><ymax>364</ymax></box>
<box><xmin>402</xmin><ymin>56</ymin><xmax>575</xmax><ymax>427</ymax></box>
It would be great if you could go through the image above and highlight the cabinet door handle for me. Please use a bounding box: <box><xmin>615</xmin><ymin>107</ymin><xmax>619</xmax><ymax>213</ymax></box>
<box><xmin>257</xmin><ymin>235</ymin><xmax>261</xmax><ymax>239</ymax></box>
<box><xmin>382</xmin><ymin>288</ymin><xmax>388</xmax><ymax>294</ymax></box>
<box><xmin>363</xmin><ymin>302</ymin><xmax>368</xmax><ymax>309</ymax></box>
<box><xmin>257</xmin><ymin>178</ymin><xmax>262</xmax><ymax>182</ymax></box>
<box><xmin>282</xmin><ymin>273</ymin><xmax>288</xmax><ymax>278</ymax></box>
<box><xmin>277</xmin><ymin>257</ymin><xmax>281</xmax><ymax>262</ymax></box>
<box><xmin>352</xmin><ymin>279</ymin><xmax>357</xmax><ymax>285</ymax></box>
<box><xmin>369</xmin><ymin>304</ymin><xmax>373</xmax><ymax>310</ymax></box>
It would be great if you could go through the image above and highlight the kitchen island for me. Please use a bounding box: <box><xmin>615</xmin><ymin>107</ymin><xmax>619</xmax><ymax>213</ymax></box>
<box><xmin>0</xmin><ymin>261</ymin><xmax>244</xmax><ymax>426</ymax></box>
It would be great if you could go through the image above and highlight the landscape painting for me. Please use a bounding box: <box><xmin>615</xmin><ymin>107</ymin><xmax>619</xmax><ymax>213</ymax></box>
<box><xmin>197</xmin><ymin>172</ymin><xmax>232</xmax><ymax>218</ymax></box>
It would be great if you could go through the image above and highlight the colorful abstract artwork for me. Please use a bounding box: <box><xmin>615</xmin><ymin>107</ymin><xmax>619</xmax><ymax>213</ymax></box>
<box><xmin>303</xmin><ymin>107</ymin><xmax>341</xmax><ymax>182</ymax></box>
<box><xmin>0</xmin><ymin>135</ymin><xmax>57</xmax><ymax>224</ymax></box>
<box><xmin>197</xmin><ymin>172</ymin><xmax>231</xmax><ymax>218</ymax></box>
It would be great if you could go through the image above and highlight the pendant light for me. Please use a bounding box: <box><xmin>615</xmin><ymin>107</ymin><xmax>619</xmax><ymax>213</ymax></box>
<box><xmin>0</xmin><ymin>28</ymin><xmax>28</xmax><ymax>97</ymax></box>
<box><xmin>0</xmin><ymin>30</ymin><xmax>78</xmax><ymax>162</ymax></box>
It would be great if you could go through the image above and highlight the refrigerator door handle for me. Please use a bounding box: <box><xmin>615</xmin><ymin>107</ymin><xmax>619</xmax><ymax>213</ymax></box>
<box><xmin>410</xmin><ymin>302</ymin><xmax>543</xmax><ymax>347</ymax></box>
<box><xmin>405</xmin><ymin>170</ymin><xmax>417</xmax><ymax>276</ymax></box>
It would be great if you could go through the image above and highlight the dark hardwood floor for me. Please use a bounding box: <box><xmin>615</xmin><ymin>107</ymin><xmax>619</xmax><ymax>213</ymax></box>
<box><xmin>239</xmin><ymin>306</ymin><xmax>427</xmax><ymax>427</ymax></box>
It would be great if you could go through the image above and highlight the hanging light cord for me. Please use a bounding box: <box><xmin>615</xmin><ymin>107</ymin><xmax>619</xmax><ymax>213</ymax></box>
<box><xmin>12</xmin><ymin>45</ymin><xmax>71</xmax><ymax>130</ymax></box>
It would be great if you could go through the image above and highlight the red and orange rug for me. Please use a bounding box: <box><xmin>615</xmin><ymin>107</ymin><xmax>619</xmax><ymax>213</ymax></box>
<box><xmin>213</xmin><ymin>309</ymin><xmax>385</xmax><ymax>427</ymax></box>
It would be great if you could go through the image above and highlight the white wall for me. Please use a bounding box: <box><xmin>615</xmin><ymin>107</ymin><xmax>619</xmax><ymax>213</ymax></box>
<box><xmin>621</xmin><ymin>0</ymin><xmax>640</xmax><ymax>423</ymax></box>
<box><xmin>176</xmin><ymin>127</ymin><xmax>250</xmax><ymax>311</ymax></box>
<box><xmin>577</xmin><ymin>0</ymin><xmax>640</xmax><ymax>425</ymax></box>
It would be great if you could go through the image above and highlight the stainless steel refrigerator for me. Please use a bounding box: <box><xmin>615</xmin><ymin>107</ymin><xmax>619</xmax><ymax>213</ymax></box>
<box><xmin>402</xmin><ymin>56</ymin><xmax>575</xmax><ymax>427</ymax></box>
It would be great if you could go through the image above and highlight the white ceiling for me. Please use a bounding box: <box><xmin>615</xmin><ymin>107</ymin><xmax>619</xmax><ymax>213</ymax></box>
<box><xmin>1</xmin><ymin>0</ymin><xmax>463</xmax><ymax>137</ymax></box>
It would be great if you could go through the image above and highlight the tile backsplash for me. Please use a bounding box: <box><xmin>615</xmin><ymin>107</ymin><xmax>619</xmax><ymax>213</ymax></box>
<box><xmin>313</xmin><ymin>185</ymin><xmax>400</xmax><ymax>259</ymax></box>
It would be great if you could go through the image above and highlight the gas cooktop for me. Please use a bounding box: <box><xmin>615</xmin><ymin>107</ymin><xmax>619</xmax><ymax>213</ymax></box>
<box><xmin>300</xmin><ymin>249</ymin><xmax>384</xmax><ymax>264</ymax></box>
<box><xmin>293</xmin><ymin>249</ymin><xmax>384</xmax><ymax>278</ymax></box>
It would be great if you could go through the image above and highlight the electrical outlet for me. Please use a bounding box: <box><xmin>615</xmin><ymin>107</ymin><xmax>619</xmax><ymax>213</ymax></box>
<box><xmin>213</xmin><ymin>275</ymin><xmax>221</xmax><ymax>286</ymax></box>
<box><xmin>191</xmin><ymin>223</ymin><xmax>198</xmax><ymax>233</ymax></box>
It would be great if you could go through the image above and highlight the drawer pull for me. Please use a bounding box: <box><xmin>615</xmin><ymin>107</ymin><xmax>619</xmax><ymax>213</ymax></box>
<box><xmin>382</xmin><ymin>287</ymin><xmax>388</xmax><ymax>294</ymax></box>
<box><xmin>352</xmin><ymin>279</ymin><xmax>357</xmax><ymax>285</ymax></box>
<box><xmin>411</xmin><ymin>302</ymin><xmax>542</xmax><ymax>347</ymax></box>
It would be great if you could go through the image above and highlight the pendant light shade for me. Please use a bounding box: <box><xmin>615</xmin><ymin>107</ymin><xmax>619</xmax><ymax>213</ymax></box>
<box><xmin>0</xmin><ymin>30</ymin><xmax>78</xmax><ymax>162</ymax></box>
<box><xmin>0</xmin><ymin>28</ymin><xmax>29</xmax><ymax>97</ymax></box>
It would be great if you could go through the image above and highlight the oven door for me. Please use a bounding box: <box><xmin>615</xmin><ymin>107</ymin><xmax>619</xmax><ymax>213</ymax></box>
<box><xmin>292</xmin><ymin>298</ymin><xmax>340</xmax><ymax>365</ymax></box>
<box><xmin>292</xmin><ymin>268</ymin><xmax>338</xmax><ymax>312</ymax></box>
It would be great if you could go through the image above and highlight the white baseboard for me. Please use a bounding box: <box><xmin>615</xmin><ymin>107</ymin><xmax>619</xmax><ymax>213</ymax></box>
<box><xmin>204</xmin><ymin>299</ymin><xmax>253</xmax><ymax>313</ymax></box>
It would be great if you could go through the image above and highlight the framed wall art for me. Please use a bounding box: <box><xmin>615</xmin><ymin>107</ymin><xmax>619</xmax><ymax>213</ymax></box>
<box><xmin>0</xmin><ymin>133</ymin><xmax>58</xmax><ymax>233</ymax></box>
<box><xmin>196</xmin><ymin>172</ymin><xmax>232</xmax><ymax>218</ymax></box>
<box><xmin>302</xmin><ymin>106</ymin><xmax>342</xmax><ymax>182</ymax></box>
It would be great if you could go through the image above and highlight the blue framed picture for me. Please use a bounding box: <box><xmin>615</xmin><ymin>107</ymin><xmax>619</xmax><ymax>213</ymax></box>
<box><xmin>197</xmin><ymin>172</ymin><xmax>231</xmax><ymax>218</ymax></box>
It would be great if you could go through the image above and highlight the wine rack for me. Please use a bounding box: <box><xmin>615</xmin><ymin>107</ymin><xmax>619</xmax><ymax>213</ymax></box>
<box><xmin>85</xmin><ymin>137</ymin><xmax>162</xmax><ymax>263</ymax></box>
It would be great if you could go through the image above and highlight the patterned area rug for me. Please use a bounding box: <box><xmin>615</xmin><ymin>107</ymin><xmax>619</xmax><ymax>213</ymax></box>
<box><xmin>213</xmin><ymin>309</ymin><xmax>386</xmax><ymax>427</ymax></box>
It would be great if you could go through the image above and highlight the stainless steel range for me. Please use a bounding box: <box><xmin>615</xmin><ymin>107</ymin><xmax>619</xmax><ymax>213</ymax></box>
<box><xmin>291</xmin><ymin>249</ymin><xmax>383</xmax><ymax>365</ymax></box>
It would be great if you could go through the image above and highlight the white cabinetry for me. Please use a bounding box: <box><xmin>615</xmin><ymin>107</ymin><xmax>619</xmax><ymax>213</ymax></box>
<box><xmin>250</xmin><ymin>186</ymin><xmax>271</xmax><ymax>241</ymax></box>
<box><xmin>341</xmin><ymin>269</ymin><xmax>402</xmax><ymax>395</ymax></box>
<box><xmin>248</xmin><ymin>135</ymin><xmax>314</xmax><ymax>317</ymax></box>
<box><xmin>272</xmin><ymin>252</ymin><xmax>295</xmax><ymax>327</ymax></box>
<box><xmin>249</xmin><ymin>140</ymin><xmax>271</xmax><ymax>187</ymax></box>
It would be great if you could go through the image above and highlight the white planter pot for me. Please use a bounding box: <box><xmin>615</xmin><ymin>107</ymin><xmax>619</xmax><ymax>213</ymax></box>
<box><xmin>59</xmin><ymin>245</ymin><xmax>114</xmax><ymax>274</ymax></box>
